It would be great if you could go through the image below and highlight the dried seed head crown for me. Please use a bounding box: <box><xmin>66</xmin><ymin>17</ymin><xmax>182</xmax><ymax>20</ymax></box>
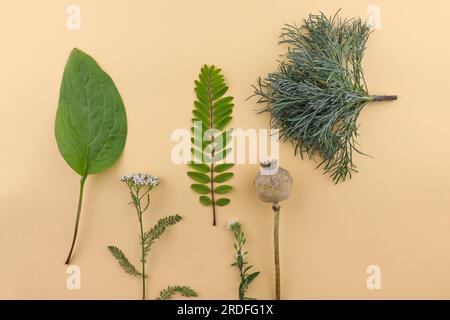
<box><xmin>260</xmin><ymin>159</ymin><xmax>278</xmax><ymax>169</ymax></box>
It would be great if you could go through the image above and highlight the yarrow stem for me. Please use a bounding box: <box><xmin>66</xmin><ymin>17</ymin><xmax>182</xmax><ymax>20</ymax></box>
<box><xmin>109</xmin><ymin>173</ymin><xmax>195</xmax><ymax>300</ymax></box>
<box><xmin>137</xmin><ymin>203</ymin><xmax>146</xmax><ymax>300</ymax></box>
<box><xmin>120</xmin><ymin>172</ymin><xmax>159</xmax><ymax>300</ymax></box>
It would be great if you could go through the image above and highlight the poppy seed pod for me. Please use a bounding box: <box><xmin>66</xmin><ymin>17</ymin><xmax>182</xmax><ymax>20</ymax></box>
<box><xmin>253</xmin><ymin>160</ymin><xmax>293</xmax><ymax>203</ymax></box>
<box><xmin>253</xmin><ymin>160</ymin><xmax>292</xmax><ymax>300</ymax></box>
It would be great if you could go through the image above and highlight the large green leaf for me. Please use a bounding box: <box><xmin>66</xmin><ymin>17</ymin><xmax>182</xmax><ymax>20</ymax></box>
<box><xmin>56</xmin><ymin>48</ymin><xmax>127</xmax><ymax>264</ymax></box>
<box><xmin>55</xmin><ymin>48</ymin><xmax>127</xmax><ymax>176</ymax></box>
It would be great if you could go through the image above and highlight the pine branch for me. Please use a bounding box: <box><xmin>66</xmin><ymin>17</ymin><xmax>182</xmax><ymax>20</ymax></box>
<box><xmin>142</xmin><ymin>215</ymin><xmax>182</xmax><ymax>259</ymax></box>
<box><xmin>107</xmin><ymin>245</ymin><xmax>142</xmax><ymax>277</ymax></box>
<box><xmin>252</xmin><ymin>11</ymin><xmax>397</xmax><ymax>183</ymax></box>
<box><xmin>188</xmin><ymin>65</ymin><xmax>234</xmax><ymax>225</ymax></box>
<box><xmin>157</xmin><ymin>285</ymin><xmax>198</xmax><ymax>300</ymax></box>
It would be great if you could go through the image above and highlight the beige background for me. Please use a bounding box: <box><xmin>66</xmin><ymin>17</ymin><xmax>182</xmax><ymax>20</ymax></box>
<box><xmin>1</xmin><ymin>0</ymin><xmax>449</xmax><ymax>299</ymax></box>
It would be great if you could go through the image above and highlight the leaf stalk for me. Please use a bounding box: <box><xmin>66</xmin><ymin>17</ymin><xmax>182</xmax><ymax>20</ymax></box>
<box><xmin>65</xmin><ymin>175</ymin><xmax>87</xmax><ymax>265</ymax></box>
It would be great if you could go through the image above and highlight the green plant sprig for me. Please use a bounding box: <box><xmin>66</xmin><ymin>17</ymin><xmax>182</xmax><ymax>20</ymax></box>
<box><xmin>108</xmin><ymin>173</ymin><xmax>196</xmax><ymax>300</ymax></box>
<box><xmin>227</xmin><ymin>220</ymin><xmax>260</xmax><ymax>300</ymax></box>
<box><xmin>252</xmin><ymin>11</ymin><xmax>397</xmax><ymax>183</ymax></box>
<box><xmin>188</xmin><ymin>65</ymin><xmax>234</xmax><ymax>225</ymax></box>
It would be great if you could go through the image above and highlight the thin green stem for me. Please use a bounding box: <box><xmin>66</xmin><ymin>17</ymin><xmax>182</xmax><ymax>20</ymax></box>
<box><xmin>65</xmin><ymin>175</ymin><xmax>87</xmax><ymax>265</ymax></box>
<box><xmin>138</xmin><ymin>211</ymin><xmax>146</xmax><ymax>300</ymax></box>
<box><xmin>235</xmin><ymin>233</ymin><xmax>245</xmax><ymax>300</ymax></box>
<box><xmin>131</xmin><ymin>185</ymin><xmax>151</xmax><ymax>300</ymax></box>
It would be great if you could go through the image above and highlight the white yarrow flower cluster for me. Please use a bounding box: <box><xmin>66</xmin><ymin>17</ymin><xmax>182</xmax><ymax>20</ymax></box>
<box><xmin>120</xmin><ymin>172</ymin><xmax>160</xmax><ymax>187</ymax></box>
<box><xmin>226</xmin><ymin>220</ymin><xmax>239</xmax><ymax>230</ymax></box>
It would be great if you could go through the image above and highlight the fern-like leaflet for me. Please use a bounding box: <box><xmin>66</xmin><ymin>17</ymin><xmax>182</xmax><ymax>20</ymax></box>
<box><xmin>188</xmin><ymin>65</ymin><xmax>234</xmax><ymax>226</ymax></box>
<box><xmin>142</xmin><ymin>215</ymin><xmax>182</xmax><ymax>260</ymax></box>
<box><xmin>157</xmin><ymin>285</ymin><xmax>198</xmax><ymax>300</ymax></box>
<box><xmin>107</xmin><ymin>246</ymin><xmax>142</xmax><ymax>277</ymax></box>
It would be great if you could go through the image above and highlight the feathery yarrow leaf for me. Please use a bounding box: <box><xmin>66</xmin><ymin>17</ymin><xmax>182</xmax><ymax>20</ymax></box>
<box><xmin>108</xmin><ymin>246</ymin><xmax>142</xmax><ymax>277</ymax></box>
<box><xmin>142</xmin><ymin>215</ymin><xmax>182</xmax><ymax>258</ymax></box>
<box><xmin>157</xmin><ymin>285</ymin><xmax>198</xmax><ymax>300</ymax></box>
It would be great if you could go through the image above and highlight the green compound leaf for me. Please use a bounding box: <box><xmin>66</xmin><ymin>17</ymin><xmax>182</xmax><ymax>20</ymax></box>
<box><xmin>56</xmin><ymin>48</ymin><xmax>127</xmax><ymax>176</ymax></box>
<box><xmin>191</xmin><ymin>184</ymin><xmax>210</xmax><ymax>194</ymax></box>
<box><xmin>199</xmin><ymin>195</ymin><xmax>212</xmax><ymax>206</ymax></box>
<box><xmin>215</xmin><ymin>185</ymin><xmax>233</xmax><ymax>194</ymax></box>
<box><xmin>187</xmin><ymin>171</ymin><xmax>210</xmax><ymax>183</ymax></box>
<box><xmin>188</xmin><ymin>65</ymin><xmax>234</xmax><ymax>225</ymax></box>
<box><xmin>215</xmin><ymin>198</ymin><xmax>230</xmax><ymax>206</ymax></box>
<box><xmin>214</xmin><ymin>172</ymin><xmax>234</xmax><ymax>183</ymax></box>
